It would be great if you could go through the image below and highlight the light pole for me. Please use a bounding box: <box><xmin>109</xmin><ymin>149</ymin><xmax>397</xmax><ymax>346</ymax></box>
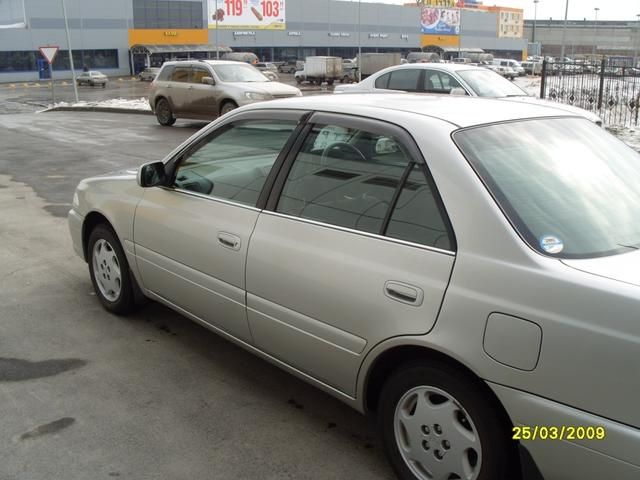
<box><xmin>593</xmin><ymin>7</ymin><xmax>599</xmax><ymax>57</ymax></box>
<box><xmin>61</xmin><ymin>0</ymin><xmax>78</xmax><ymax>102</ymax></box>
<box><xmin>357</xmin><ymin>0</ymin><xmax>361</xmax><ymax>82</ymax></box>
<box><xmin>634</xmin><ymin>14</ymin><xmax>640</xmax><ymax>68</ymax></box>
<box><xmin>559</xmin><ymin>0</ymin><xmax>569</xmax><ymax>61</ymax></box>
<box><xmin>458</xmin><ymin>8</ymin><xmax>462</xmax><ymax>58</ymax></box>
<box><xmin>215</xmin><ymin>0</ymin><xmax>219</xmax><ymax>59</ymax></box>
<box><xmin>532</xmin><ymin>0</ymin><xmax>539</xmax><ymax>44</ymax></box>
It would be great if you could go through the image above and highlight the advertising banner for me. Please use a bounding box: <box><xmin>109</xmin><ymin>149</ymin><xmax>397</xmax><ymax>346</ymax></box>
<box><xmin>420</xmin><ymin>7</ymin><xmax>460</xmax><ymax>35</ymax></box>
<box><xmin>423</xmin><ymin>0</ymin><xmax>464</xmax><ymax>7</ymax></box>
<box><xmin>208</xmin><ymin>0</ymin><xmax>286</xmax><ymax>30</ymax></box>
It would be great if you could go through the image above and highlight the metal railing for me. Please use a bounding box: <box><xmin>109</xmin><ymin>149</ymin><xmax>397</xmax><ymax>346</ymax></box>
<box><xmin>540</xmin><ymin>59</ymin><xmax>640</xmax><ymax>126</ymax></box>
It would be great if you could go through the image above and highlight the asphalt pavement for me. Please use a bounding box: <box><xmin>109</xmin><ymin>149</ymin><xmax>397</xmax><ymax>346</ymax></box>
<box><xmin>0</xmin><ymin>111</ymin><xmax>395</xmax><ymax>480</ymax></box>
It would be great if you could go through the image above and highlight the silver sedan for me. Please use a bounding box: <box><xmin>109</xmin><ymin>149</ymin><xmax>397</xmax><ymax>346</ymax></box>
<box><xmin>69</xmin><ymin>94</ymin><xmax>640</xmax><ymax>480</ymax></box>
<box><xmin>334</xmin><ymin>63</ymin><xmax>602</xmax><ymax>124</ymax></box>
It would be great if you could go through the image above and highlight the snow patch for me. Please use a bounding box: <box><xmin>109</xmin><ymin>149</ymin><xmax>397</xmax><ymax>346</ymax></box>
<box><xmin>49</xmin><ymin>97</ymin><xmax>151</xmax><ymax>111</ymax></box>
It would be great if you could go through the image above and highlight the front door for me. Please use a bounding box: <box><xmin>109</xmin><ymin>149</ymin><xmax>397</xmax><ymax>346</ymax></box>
<box><xmin>134</xmin><ymin>114</ymin><xmax>301</xmax><ymax>342</ymax></box>
<box><xmin>246</xmin><ymin>113</ymin><xmax>456</xmax><ymax>395</ymax></box>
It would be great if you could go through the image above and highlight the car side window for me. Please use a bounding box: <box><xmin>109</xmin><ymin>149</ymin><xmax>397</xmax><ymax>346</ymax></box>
<box><xmin>172</xmin><ymin>120</ymin><xmax>297</xmax><ymax>207</ymax></box>
<box><xmin>387</xmin><ymin>69</ymin><xmax>421</xmax><ymax>92</ymax></box>
<box><xmin>191</xmin><ymin>67</ymin><xmax>210</xmax><ymax>84</ymax></box>
<box><xmin>386</xmin><ymin>165</ymin><xmax>453</xmax><ymax>250</ymax></box>
<box><xmin>157</xmin><ymin>66</ymin><xmax>174</xmax><ymax>81</ymax></box>
<box><xmin>276</xmin><ymin>123</ymin><xmax>414</xmax><ymax>235</ymax></box>
<box><xmin>424</xmin><ymin>71</ymin><xmax>463</xmax><ymax>94</ymax></box>
<box><xmin>375</xmin><ymin>72</ymin><xmax>391</xmax><ymax>89</ymax></box>
<box><xmin>171</xmin><ymin>67</ymin><xmax>190</xmax><ymax>83</ymax></box>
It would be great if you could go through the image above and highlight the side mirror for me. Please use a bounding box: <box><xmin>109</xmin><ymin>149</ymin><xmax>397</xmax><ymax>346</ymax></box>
<box><xmin>450</xmin><ymin>87</ymin><xmax>468</xmax><ymax>96</ymax></box>
<box><xmin>138</xmin><ymin>161</ymin><xmax>167</xmax><ymax>188</ymax></box>
<box><xmin>202</xmin><ymin>76</ymin><xmax>215</xmax><ymax>85</ymax></box>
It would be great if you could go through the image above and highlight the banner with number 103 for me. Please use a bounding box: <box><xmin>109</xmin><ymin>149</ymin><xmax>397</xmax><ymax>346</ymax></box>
<box><xmin>208</xmin><ymin>0</ymin><xmax>286</xmax><ymax>30</ymax></box>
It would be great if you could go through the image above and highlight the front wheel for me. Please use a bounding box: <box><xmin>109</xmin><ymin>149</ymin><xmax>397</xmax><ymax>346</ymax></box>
<box><xmin>155</xmin><ymin>98</ymin><xmax>176</xmax><ymax>126</ymax></box>
<box><xmin>220</xmin><ymin>101</ymin><xmax>238</xmax><ymax>116</ymax></box>
<box><xmin>378</xmin><ymin>362</ymin><xmax>513</xmax><ymax>480</ymax></box>
<box><xmin>88</xmin><ymin>225</ymin><xmax>136</xmax><ymax>315</ymax></box>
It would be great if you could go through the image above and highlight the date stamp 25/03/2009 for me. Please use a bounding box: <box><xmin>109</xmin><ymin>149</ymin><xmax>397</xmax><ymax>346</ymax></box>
<box><xmin>513</xmin><ymin>426</ymin><xmax>606</xmax><ymax>441</ymax></box>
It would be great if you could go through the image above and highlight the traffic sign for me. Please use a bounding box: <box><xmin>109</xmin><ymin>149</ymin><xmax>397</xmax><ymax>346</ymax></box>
<box><xmin>39</xmin><ymin>46</ymin><xmax>59</xmax><ymax>65</ymax></box>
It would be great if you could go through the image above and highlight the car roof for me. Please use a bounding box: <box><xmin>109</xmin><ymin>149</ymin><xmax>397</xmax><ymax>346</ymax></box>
<box><xmin>382</xmin><ymin>63</ymin><xmax>484</xmax><ymax>73</ymax></box>
<box><xmin>248</xmin><ymin>93</ymin><xmax>581</xmax><ymax>128</ymax></box>
<box><xmin>162</xmin><ymin>60</ymin><xmax>245</xmax><ymax>67</ymax></box>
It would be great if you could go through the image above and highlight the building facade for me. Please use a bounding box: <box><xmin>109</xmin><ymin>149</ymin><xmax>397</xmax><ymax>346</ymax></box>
<box><xmin>524</xmin><ymin>19</ymin><xmax>640</xmax><ymax>58</ymax></box>
<box><xmin>0</xmin><ymin>0</ymin><xmax>526</xmax><ymax>83</ymax></box>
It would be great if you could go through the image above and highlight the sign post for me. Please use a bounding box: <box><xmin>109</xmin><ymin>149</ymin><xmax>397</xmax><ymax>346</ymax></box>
<box><xmin>39</xmin><ymin>46</ymin><xmax>59</xmax><ymax>105</ymax></box>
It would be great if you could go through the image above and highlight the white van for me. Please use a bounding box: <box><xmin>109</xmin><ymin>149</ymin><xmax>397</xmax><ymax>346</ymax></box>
<box><xmin>493</xmin><ymin>58</ymin><xmax>525</xmax><ymax>76</ymax></box>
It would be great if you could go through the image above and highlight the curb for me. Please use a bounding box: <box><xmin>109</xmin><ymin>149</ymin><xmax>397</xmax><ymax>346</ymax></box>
<box><xmin>43</xmin><ymin>106</ymin><xmax>153</xmax><ymax>115</ymax></box>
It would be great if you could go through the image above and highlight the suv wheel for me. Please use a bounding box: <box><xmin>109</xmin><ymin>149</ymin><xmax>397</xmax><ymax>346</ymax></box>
<box><xmin>378</xmin><ymin>362</ymin><xmax>512</xmax><ymax>480</ymax></box>
<box><xmin>155</xmin><ymin>98</ymin><xmax>176</xmax><ymax>126</ymax></box>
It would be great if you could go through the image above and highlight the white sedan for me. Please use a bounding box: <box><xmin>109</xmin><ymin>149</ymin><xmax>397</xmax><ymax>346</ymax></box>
<box><xmin>334</xmin><ymin>63</ymin><xmax>602</xmax><ymax>125</ymax></box>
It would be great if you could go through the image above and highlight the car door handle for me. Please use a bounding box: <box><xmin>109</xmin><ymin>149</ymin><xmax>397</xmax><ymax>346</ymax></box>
<box><xmin>217</xmin><ymin>232</ymin><xmax>241</xmax><ymax>251</ymax></box>
<box><xmin>384</xmin><ymin>281</ymin><xmax>424</xmax><ymax>306</ymax></box>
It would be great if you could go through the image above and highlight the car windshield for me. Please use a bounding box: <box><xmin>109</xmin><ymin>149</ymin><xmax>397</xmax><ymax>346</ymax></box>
<box><xmin>212</xmin><ymin>64</ymin><xmax>268</xmax><ymax>82</ymax></box>
<box><xmin>454</xmin><ymin>118</ymin><xmax>640</xmax><ymax>259</ymax></box>
<box><xmin>457</xmin><ymin>69</ymin><xmax>527</xmax><ymax>97</ymax></box>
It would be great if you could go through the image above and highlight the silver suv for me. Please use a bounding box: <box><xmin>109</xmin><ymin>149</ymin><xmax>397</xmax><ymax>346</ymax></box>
<box><xmin>148</xmin><ymin>60</ymin><xmax>301</xmax><ymax>126</ymax></box>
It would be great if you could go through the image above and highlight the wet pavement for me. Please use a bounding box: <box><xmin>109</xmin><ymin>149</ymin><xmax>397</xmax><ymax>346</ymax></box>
<box><xmin>0</xmin><ymin>110</ymin><xmax>394</xmax><ymax>480</ymax></box>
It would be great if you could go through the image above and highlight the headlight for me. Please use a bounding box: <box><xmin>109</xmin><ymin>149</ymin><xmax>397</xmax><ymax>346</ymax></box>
<box><xmin>245</xmin><ymin>92</ymin><xmax>270</xmax><ymax>101</ymax></box>
<box><xmin>72</xmin><ymin>191</ymin><xmax>79</xmax><ymax>208</ymax></box>
<box><xmin>295</xmin><ymin>90</ymin><xmax>303</xmax><ymax>97</ymax></box>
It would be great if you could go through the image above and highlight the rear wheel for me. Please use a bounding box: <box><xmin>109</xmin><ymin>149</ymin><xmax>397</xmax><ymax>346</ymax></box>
<box><xmin>327</xmin><ymin>79</ymin><xmax>335</xmax><ymax>86</ymax></box>
<box><xmin>220</xmin><ymin>101</ymin><xmax>238</xmax><ymax>116</ymax></box>
<box><xmin>378</xmin><ymin>362</ymin><xmax>513</xmax><ymax>480</ymax></box>
<box><xmin>88</xmin><ymin>224</ymin><xmax>136</xmax><ymax>315</ymax></box>
<box><xmin>155</xmin><ymin>98</ymin><xmax>176</xmax><ymax>126</ymax></box>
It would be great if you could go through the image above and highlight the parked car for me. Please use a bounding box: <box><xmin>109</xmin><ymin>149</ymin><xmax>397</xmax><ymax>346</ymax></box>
<box><xmin>148</xmin><ymin>60</ymin><xmax>301</xmax><ymax>126</ymax></box>
<box><xmin>521</xmin><ymin>61</ymin><xmax>543</xmax><ymax>76</ymax></box>
<box><xmin>334</xmin><ymin>63</ymin><xmax>602</xmax><ymax>124</ymax></box>
<box><xmin>138</xmin><ymin>67</ymin><xmax>160</xmax><ymax>82</ymax></box>
<box><xmin>255</xmin><ymin>63</ymin><xmax>280</xmax><ymax>81</ymax></box>
<box><xmin>76</xmin><ymin>71</ymin><xmax>108</xmax><ymax>87</ymax></box>
<box><xmin>69</xmin><ymin>93</ymin><xmax>640</xmax><ymax>480</ymax></box>
<box><xmin>278</xmin><ymin>59</ymin><xmax>298</xmax><ymax>74</ymax></box>
<box><xmin>493</xmin><ymin>58</ymin><xmax>526</xmax><ymax>77</ymax></box>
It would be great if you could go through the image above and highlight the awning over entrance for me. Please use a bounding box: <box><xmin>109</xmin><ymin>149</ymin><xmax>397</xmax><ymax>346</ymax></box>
<box><xmin>130</xmin><ymin>44</ymin><xmax>232</xmax><ymax>55</ymax></box>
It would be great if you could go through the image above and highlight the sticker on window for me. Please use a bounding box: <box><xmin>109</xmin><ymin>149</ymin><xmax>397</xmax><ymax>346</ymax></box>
<box><xmin>539</xmin><ymin>235</ymin><xmax>564</xmax><ymax>254</ymax></box>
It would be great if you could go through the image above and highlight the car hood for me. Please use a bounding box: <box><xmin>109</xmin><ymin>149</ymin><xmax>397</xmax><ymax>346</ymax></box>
<box><xmin>500</xmin><ymin>96</ymin><xmax>603</xmax><ymax>124</ymax></box>
<box><xmin>562</xmin><ymin>249</ymin><xmax>640</xmax><ymax>288</ymax></box>
<box><xmin>232</xmin><ymin>81</ymin><xmax>301</xmax><ymax>96</ymax></box>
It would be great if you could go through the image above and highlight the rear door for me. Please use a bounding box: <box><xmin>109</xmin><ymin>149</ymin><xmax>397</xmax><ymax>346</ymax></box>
<box><xmin>167</xmin><ymin>65</ymin><xmax>191</xmax><ymax>115</ymax></box>
<box><xmin>245</xmin><ymin>113</ymin><xmax>456</xmax><ymax>395</ymax></box>
<box><xmin>188</xmin><ymin>66</ymin><xmax>219</xmax><ymax>119</ymax></box>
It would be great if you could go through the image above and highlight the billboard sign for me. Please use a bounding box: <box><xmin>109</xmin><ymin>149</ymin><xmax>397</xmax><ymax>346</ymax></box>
<box><xmin>421</xmin><ymin>7</ymin><xmax>460</xmax><ymax>35</ymax></box>
<box><xmin>423</xmin><ymin>0</ymin><xmax>464</xmax><ymax>7</ymax></box>
<box><xmin>208</xmin><ymin>0</ymin><xmax>285</xmax><ymax>30</ymax></box>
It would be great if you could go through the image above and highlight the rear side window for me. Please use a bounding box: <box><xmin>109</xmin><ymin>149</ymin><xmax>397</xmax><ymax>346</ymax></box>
<box><xmin>171</xmin><ymin>67</ymin><xmax>190</xmax><ymax>83</ymax></box>
<box><xmin>191</xmin><ymin>67</ymin><xmax>210</xmax><ymax>84</ymax></box>
<box><xmin>276</xmin><ymin>122</ymin><xmax>454</xmax><ymax>250</ymax></box>
<box><xmin>387</xmin><ymin>69</ymin><xmax>421</xmax><ymax>92</ymax></box>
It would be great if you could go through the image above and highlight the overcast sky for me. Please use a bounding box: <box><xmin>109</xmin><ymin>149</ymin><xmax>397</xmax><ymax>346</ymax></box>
<box><xmin>352</xmin><ymin>1</ymin><xmax>640</xmax><ymax>21</ymax></box>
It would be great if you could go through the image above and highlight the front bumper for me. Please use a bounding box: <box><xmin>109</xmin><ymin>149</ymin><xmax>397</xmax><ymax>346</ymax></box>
<box><xmin>68</xmin><ymin>208</ymin><xmax>85</xmax><ymax>261</ymax></box>
<box><xmin>490</xmin><ymin>382</ymin><xmax>640</xmax><ymax>480</ymax></box>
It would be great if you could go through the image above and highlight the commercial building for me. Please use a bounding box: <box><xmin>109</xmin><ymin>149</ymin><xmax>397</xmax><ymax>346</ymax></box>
<box><xmin>0</xmin><ymin>0</ymin><xmax>526</xmax><ymax>83</ymax></box>
<box><xmin>524</xmin><ymin>19</ymin><xmax>640</xmax><ymax>58</ymax></box>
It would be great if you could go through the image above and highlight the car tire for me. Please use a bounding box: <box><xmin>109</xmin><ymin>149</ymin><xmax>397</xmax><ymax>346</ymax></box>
<box><xmin>102</xmin><ymin>83</ymin><xmax>106</xmax><ymax>88</ymax></box>
<box><xmin>327</xmin><ymin>79</ymin><xmax>335</xmax><ymax>86</ymax></box>
<box><xmin>155</xmin><ymin>98</ymin><xmax>176</xmax><ymax>126</ymax></box>
<box><xmin>220</xmin><ymin>101</ymin><xmax>238</xmax><ymax>116</ymax></box>
<box><xmin>88</xmin><ymin>224</ymin><xmax>137</xmax><ymax>315</ymax></box>
<box><xmin>295</xmin><ymin>77</ymin><xmax>303</xmax><ymax>84</ymax></box>
<box><xmin>89</xmin><ymin>81</ymin><xmax>95</xmax><ymax>87</ymax></box>
<box><xmin>378</xmin><ymin>362</ymin><xmax>513</xmax><ymax>480</ymax></box>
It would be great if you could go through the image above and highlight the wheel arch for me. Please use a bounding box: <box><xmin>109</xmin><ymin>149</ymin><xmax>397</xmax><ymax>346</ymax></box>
<box><xmin>82</xmin><ymin>211</ymin><xmax>115</xmax><ymax>262</ymax></box>
<box><xmin>219</xmin><ymin>98</ymin><xmax>238</xmax><ymax>115</ymax></box>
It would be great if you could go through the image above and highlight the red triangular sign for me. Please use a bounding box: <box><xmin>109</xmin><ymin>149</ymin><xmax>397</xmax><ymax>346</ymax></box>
<box><xmin>39</xmin><ymin>46</ymin><xmax>59</xmax><ymax>64</ymax></box>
